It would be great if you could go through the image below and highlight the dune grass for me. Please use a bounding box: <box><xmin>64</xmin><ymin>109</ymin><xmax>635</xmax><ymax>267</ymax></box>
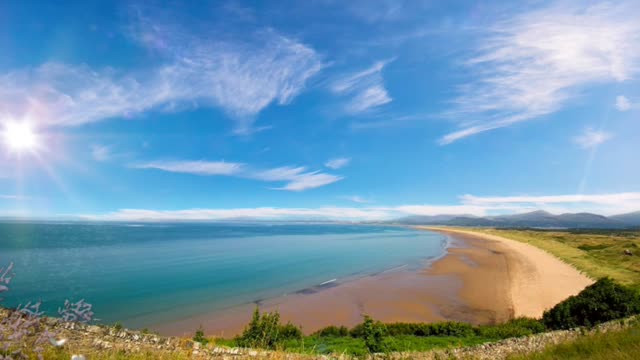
<box><xmin>509</xmin><ymin>318</ymin><xmax>640</xmax><ymax>360</ymax></box>
<box><xmin>470</xmin><ymin>228</ymin><xmax>640</xmax><ymax>290</ymax></box>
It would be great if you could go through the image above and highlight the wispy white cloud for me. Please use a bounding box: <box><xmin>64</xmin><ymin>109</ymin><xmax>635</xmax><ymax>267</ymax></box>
<box><xmin>0</xmin><ymin>17</ymin><xmax>323</xmax><ymax>133</ymax></box>
<box><xmin>127</xmin><ymin>13</ymin><xmax>324</xmax><ymax>133</ymax></box>
<box><xmin>0</xmin><ymin>63</ymin><xmax>166</xmax><ymax>127</ymax></box>
<box><xmin>80</xmin><ymin>191</ymin><xmax>640</xmax><ymax>221</ymax></box>
<box><xmin>91</xmin><ymin>145</ymin><xmax>113</xmax><ymax>162</ymax></box>
<box><xmin>325</xmin><ymin>157</ymin><xmax>351</xmax><ymax>169</ymax></box>
<box><xmin>133</xmin><ymin>161</ymin><xmax>342</xmax><ymax>191</ymax></box>
<box><xmin>341</xmin><ymin>195</ymin><xmax>372</xmax><ymax>204</ymax></box>
<box><xmin>573</xmin><ymin>128</ymin><xmax>613</xmax><ymax>149</ymax></box>
<box><xmin>441</xmin><ymin>1</ymin><xmax>640</xmax><ymax>144</ymax></box>
<box><xmin>252</xmin><ymin>166</ymin><xmax>343</xmax><ymax>191</ymax></box>
<box><xmin>331</xmin><ymin>60</ymin><xmax>393</xmax><ymax>114</ymax></box>
<box><xmin>81</xmin><ymin>207</ymin><xmax>391</xmax><ymax>222</ymax></box>
<box><xmin>615</xmin><ymin>95</ymin><xmax>632</xmax><ymax>111</ymax></box>
<box><xmin>134</xmin><ymin>160</ymin><xmax>245</xmax><ymax>176</ymax></box>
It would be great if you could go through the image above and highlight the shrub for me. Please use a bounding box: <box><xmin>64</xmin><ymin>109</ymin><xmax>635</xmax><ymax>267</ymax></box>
<box><xmin>314</xmin><ymin>325</ymin><xmax>349</xmax><ymax>337</ymax></box>
<box><xmin>235</xmin><ymin>308</ymin><xmax>302</xmax><ymax>349</ymax></box>
<box><xmin>478</xmin><ymin>317</ymin><xmax>545</xmax><ymax>339</ymax></box>
<box><xmin>279</xmin><ymin>322</ymin><xmax>303</xmax><ymax>339</ymax></box>
<box><xmin>543</xmin><ymin>278</ymin><xmax>640</xmax><ymax>330</ymax></box>
<box><xmin>385</xmin><ymin>321</ymin><xmax>476</xmax><ymax>337</ymax></box>
<box><xmin>193</xmin><ymin>326</ymin><xmax>208</xmax><ymax>344</ymax></box>
<box><xmin>360</xmin><ymin>316</ymin><xmax>389</xmax><ymax>353</ymax></box>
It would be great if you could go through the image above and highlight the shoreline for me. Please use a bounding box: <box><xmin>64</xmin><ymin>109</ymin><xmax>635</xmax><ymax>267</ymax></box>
<box><xmin>152</xmin><ymin>227</ymin><xmax>593</xmax><ymax>337</ymax></box>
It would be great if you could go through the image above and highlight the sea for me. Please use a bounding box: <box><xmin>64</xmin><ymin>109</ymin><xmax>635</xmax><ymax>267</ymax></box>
<box><xmin>0</xmin><ymin>221</ymin><xmax>448</xmax><ymax>329</ymax></box>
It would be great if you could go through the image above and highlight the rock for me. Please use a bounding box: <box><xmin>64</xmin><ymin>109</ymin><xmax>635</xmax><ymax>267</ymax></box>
<box><xmin>87</xmin><ymin>325</ymin><xmax>102</xmax><ymax>334</ymax></box>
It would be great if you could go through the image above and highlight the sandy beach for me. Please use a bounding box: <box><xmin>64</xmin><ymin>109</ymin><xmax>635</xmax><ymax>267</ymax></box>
<box><xmin>423</xmin><ymin>227</ymin><xmax>594</xmax><ymax>319</ymax></box>
<box><xmin>153</xmin><ymin>227</ymin><xmax>593</xmax><ymax>337</ymax></box>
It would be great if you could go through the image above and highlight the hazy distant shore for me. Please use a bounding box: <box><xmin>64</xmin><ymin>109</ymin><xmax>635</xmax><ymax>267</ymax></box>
<box><xmin>151</xmin><ymin>227</ymin><xmax>592</xmax><ymax>337</ymax></box>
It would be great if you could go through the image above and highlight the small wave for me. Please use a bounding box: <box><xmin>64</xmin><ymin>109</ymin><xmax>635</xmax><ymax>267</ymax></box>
<box><xmin>319</xmin><ymin>278</ymin><xmax>337</xmax><ymax>286</ymax></box>
<box><xmin>381</xmin><ymin>264</ymin><xmax>408</xmax><ymax>274</ymax></box>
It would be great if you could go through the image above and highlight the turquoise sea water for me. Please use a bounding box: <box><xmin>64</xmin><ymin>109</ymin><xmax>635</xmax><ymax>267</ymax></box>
<box><xmin>0</xmin><ymin>222</ymin><xmax>447</xmax><ymax>328</ymax></box>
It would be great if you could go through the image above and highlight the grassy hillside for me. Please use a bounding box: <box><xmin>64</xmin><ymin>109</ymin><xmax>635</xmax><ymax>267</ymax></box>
<box><xmin>471</xmin><ymin>228</ymin><xmax>640</xmax><ymax>290</ymax></box>
<box><xmin>510</xmin><ymin>318</ymin><xmax>640</xmax><ymax>360</ymax></box>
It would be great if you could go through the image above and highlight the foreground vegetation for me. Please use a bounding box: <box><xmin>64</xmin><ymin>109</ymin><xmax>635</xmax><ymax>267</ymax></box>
<box><xmin>39</xmin><ymin>277</ymin><xmax>640</xmax><ymax>359</ymax></box>
<box><xmin>181</xmin><ymin>277</ymin><xmax>640</xmax><ymax>357</ymax></box>
<box><xmin>510</xmin><ymin>317</ymin><xmax>640</xmax><ymax>360</ymax></box>
<box><xmin>473</xmin><ymin>228</ymin><xmax>640</xmax><ymax>290</ymax></box>
<box><xmin>210</xmin><ymin>312</ymin><xmax>545</xmax><ymax>356</ymax></box>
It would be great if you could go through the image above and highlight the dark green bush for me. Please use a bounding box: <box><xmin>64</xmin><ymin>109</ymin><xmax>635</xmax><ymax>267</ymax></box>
<box><xmin>314</xmin><ymin>325</ymin><xmax>350</xmax><ymax>337</ymax></box>
<box><xmin>477</xmin><ymin>317</ymin><xmax>545</xmax><ymax>339</ymax></box>
<box><xmin>279</xmin><ymin>322</ymin><xmax>303</xmax><ymax>339</ymax></box>
<box><xmin>193</xmin><ymin>326</ymin><xmax>208</xmax><ymax>344</ymax></box>
<box><xmin>361</xmin><ymin>316</ymin><xmax>389</xmax><ymax>353</ymax></box>
<box><xmin>235</xmin><ymin>308</ymin><xmax>303</xmax><ymax>349</ymax></box>
<box><xmin>543</xmin><ymin>278</ymin><xmax>640</xmax><ymax>330</ymax></box>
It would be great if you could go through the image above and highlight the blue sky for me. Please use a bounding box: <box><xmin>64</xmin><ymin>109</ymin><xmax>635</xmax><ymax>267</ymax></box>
<box><xmin>1</xmin><ymin>0</ymin><xmax>639</xmax><ymax>221</ymax></box>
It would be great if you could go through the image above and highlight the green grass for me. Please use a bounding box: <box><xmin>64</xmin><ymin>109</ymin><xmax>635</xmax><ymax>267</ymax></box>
<box><xmin>509</xmin><ymin>319</ymin><xmax>640</xmax><ymax>360</ymax></box>
<box><xmin>202</xmin><ymin>317</ymin><xmax>546</xmax><ymax>356</ymax></box>
<box><xmin>471</xmin><ymin>228</ymin><xmax>640</xmax><ymax>290</ymax></box>
<box><xmin>275</xmin><ymin>334</ymin><xmax>492</xmax><ymax>356</ymax></box>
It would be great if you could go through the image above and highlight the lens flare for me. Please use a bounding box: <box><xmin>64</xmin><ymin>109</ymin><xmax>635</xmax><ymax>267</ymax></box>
<box><xmin>2</xmin><ymin>122</ymin><xmax>39</xmax><ymax>152</ymax></box>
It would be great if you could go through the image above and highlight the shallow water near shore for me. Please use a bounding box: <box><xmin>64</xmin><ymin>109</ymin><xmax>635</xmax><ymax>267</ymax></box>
<box><xmin>0</xmin><ymin>222</ymin><xmax>448</xmax><ymax>329</ymax></box>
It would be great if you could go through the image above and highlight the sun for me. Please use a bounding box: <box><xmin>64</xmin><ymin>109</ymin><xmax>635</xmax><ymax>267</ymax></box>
<box><xmin>2</xmin><ymin>122</ymin><xmax>39</xmax><ymax>153</ymax></box>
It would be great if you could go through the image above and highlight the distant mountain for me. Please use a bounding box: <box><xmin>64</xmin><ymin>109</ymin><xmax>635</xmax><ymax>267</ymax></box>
<box><xmin>609</xmin><ymin>211</ymin><xmax>640</xmax><ymax>227</ymax></box>
<box><xmin>392</xmin><ymin>214</ymin><xmax>477</xmax><ymax>225</ymax></box>
<box><xmin>392</xmin><ymin>210</ymin><xmax>635</xmax><ymax>229</ymax></box>
<box><xmin>446</xmin><ymin>216</ymin><xmax>497</xmax><ymax>226</ymax></box>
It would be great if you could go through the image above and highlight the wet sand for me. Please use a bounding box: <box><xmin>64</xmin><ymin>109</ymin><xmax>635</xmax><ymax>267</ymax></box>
<box><xmin>153</xmin><ymin>227</ymin><xmax>592</xmax><ymax>337</ymax></box>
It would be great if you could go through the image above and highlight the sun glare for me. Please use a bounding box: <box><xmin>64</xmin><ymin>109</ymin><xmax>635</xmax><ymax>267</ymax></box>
<box><xmin>2</xmin><ymin>122</ymin><xmax>39</xmax><ymax>153</ymax></box>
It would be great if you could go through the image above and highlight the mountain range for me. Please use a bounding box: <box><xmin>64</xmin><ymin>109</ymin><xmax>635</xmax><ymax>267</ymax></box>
<box><xmin>392</xmin><ymin>210</ymin><xmax>640</xmax><ymax>229</ymax></box>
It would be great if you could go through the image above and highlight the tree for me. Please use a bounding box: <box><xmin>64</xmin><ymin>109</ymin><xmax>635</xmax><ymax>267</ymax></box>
<box><xmin>361</xmin><ymin>316</ymin><xmax>389</xmax><ymax>353</ymax></box>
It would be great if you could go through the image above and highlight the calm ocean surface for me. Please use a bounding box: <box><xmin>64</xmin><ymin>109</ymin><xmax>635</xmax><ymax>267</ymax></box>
<box><xmin>0</xmin><ymin>222</ymin><xmax>447</xmax><ymax>328</ymax></box>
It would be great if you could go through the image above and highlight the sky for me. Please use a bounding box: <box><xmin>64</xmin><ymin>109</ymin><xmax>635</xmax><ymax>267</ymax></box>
<box><xmin>0</xmin><ymin>0</ymin><xmax>639</xmax><ymax>221</ymax></box>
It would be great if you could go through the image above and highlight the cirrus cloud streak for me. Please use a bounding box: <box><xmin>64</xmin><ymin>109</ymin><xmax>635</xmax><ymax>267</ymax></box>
<box><xmin>133</xmin><ymin>161</ymin><xmax>342</xmax><ymax>192</ymax></box>
<box><xmin>441</xmin><ymin>1</ymin><xmax>640</xmax><ymax>144</ymax></box>
<box><xmin>0</xmin><ymin>17</ymin><xmax>323</xmax><ymax>134</ymax></box>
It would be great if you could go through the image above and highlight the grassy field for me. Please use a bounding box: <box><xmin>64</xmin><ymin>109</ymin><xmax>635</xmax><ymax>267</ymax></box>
<box><xmin>509</xmin><ymin>318</ymin><xmax>640</xmax><ymax>360</ymax></box>
<box><xmin>471</xmin><ymin>228</ymin><xmax>640</xmax><ymax>290</ymax></box>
